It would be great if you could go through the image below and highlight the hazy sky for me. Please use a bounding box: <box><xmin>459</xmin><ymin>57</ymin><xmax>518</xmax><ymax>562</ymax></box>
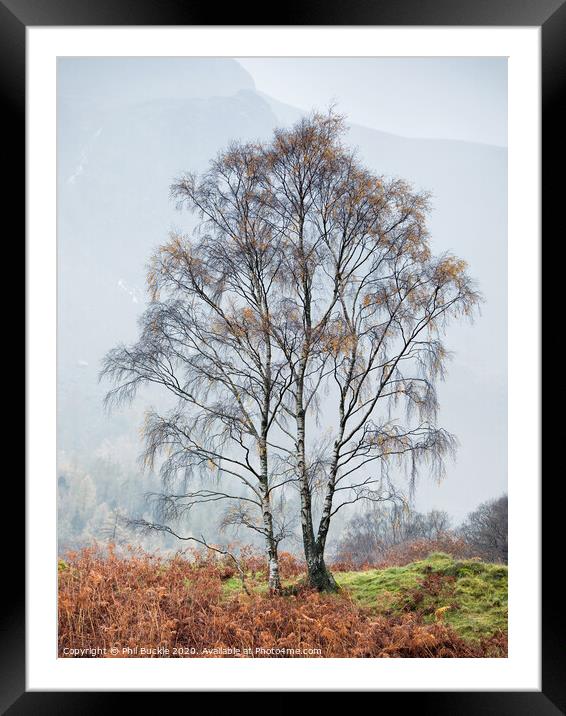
<box><xmin>238</xmin><ymin>58</ymin><xmax>507</xmax><ymax>147</ymax></box>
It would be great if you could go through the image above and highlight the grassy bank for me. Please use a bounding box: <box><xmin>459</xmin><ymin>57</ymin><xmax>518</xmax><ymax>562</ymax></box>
<box><xmin>335</xmin><ymin>553</ymin><xmax>507</xmax><ymax>641</ymax></box>
<box><xmin>219</xmin><ymin>552</ymin><xmax>506</xmax><ymax>642</ymax></box>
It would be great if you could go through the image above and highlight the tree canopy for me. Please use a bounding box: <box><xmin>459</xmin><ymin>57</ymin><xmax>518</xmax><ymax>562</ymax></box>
<box><xmin>102</xmin><ymin>110</ymin><xmax>481</xmax><ymax>591</ymax></box>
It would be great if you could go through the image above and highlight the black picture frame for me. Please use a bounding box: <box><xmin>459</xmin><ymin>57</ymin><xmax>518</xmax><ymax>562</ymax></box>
<box><xmin>10</xmin><ymin>0</ymin><xmax>555</xmax><ymax>709</ymax></box>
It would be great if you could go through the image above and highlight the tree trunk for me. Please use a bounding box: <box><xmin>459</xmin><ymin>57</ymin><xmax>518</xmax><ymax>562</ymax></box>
<box><xmin>259</xmin><ymin>499</ymin><xmax>282</xmax><ymax>593</ymax></box>
<box><xmin>259</xmin><ymin>434</ymin><xmax>282</xmax><ymax>594</ymax></box>
<box><xmin>267</xmin><ymin>545</ymin><xmax>282</xmax><ymax>594</ymax></box>
<box><xmin>261</xmin><ymin>495</ymin><xmax>282</xmax><ymax>594</ymax></box>
<box><xmin>295</xmin><ymin>369</ymin><xmax>338</xmax><ymax>591</ymax></box>
<box><xmin>305</xmin><ymin>541</ymin><xmax>338</xmax><ymax>592</ymax></box>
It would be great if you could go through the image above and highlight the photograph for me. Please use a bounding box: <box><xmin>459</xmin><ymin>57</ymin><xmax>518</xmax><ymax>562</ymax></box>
<box><xmin>56</xmin><ymin>55</ymin><xmax>509</xmax><ymax>660</ymax></box>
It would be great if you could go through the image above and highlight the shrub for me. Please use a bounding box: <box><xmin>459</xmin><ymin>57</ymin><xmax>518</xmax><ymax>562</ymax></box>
<box><xmin>58</xmin><ymin>546</ymin><xmax>506</xmax><ymax>658</ymax></box>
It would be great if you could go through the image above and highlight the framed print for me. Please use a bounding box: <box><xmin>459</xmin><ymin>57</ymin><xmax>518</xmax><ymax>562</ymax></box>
<box><xmin>10</xmin><ymin>0</ymin><xmax>556</xmax><ymax>708</ymax></box>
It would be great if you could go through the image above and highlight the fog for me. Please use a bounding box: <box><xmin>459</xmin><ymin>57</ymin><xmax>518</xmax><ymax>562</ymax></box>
<box><xmin>57</xmin><ymin>57</ymin><xmax>507</xmax><ymax>553</ymax></box>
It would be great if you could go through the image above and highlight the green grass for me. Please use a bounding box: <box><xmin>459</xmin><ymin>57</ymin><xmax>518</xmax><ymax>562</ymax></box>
<box><xmin>222</xmin><ymin>576</ymin><xmax>270</xmax><ymax>596</ymax></box>
<box><xmin>335</xmin><ymin>553</ymin><xmax>507</xmax><ymax>640</ymax></box>
<box><xmin>220</xmin><ymin>553</ymin><xmax>507</xmax><ymax>642</ymax></box>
